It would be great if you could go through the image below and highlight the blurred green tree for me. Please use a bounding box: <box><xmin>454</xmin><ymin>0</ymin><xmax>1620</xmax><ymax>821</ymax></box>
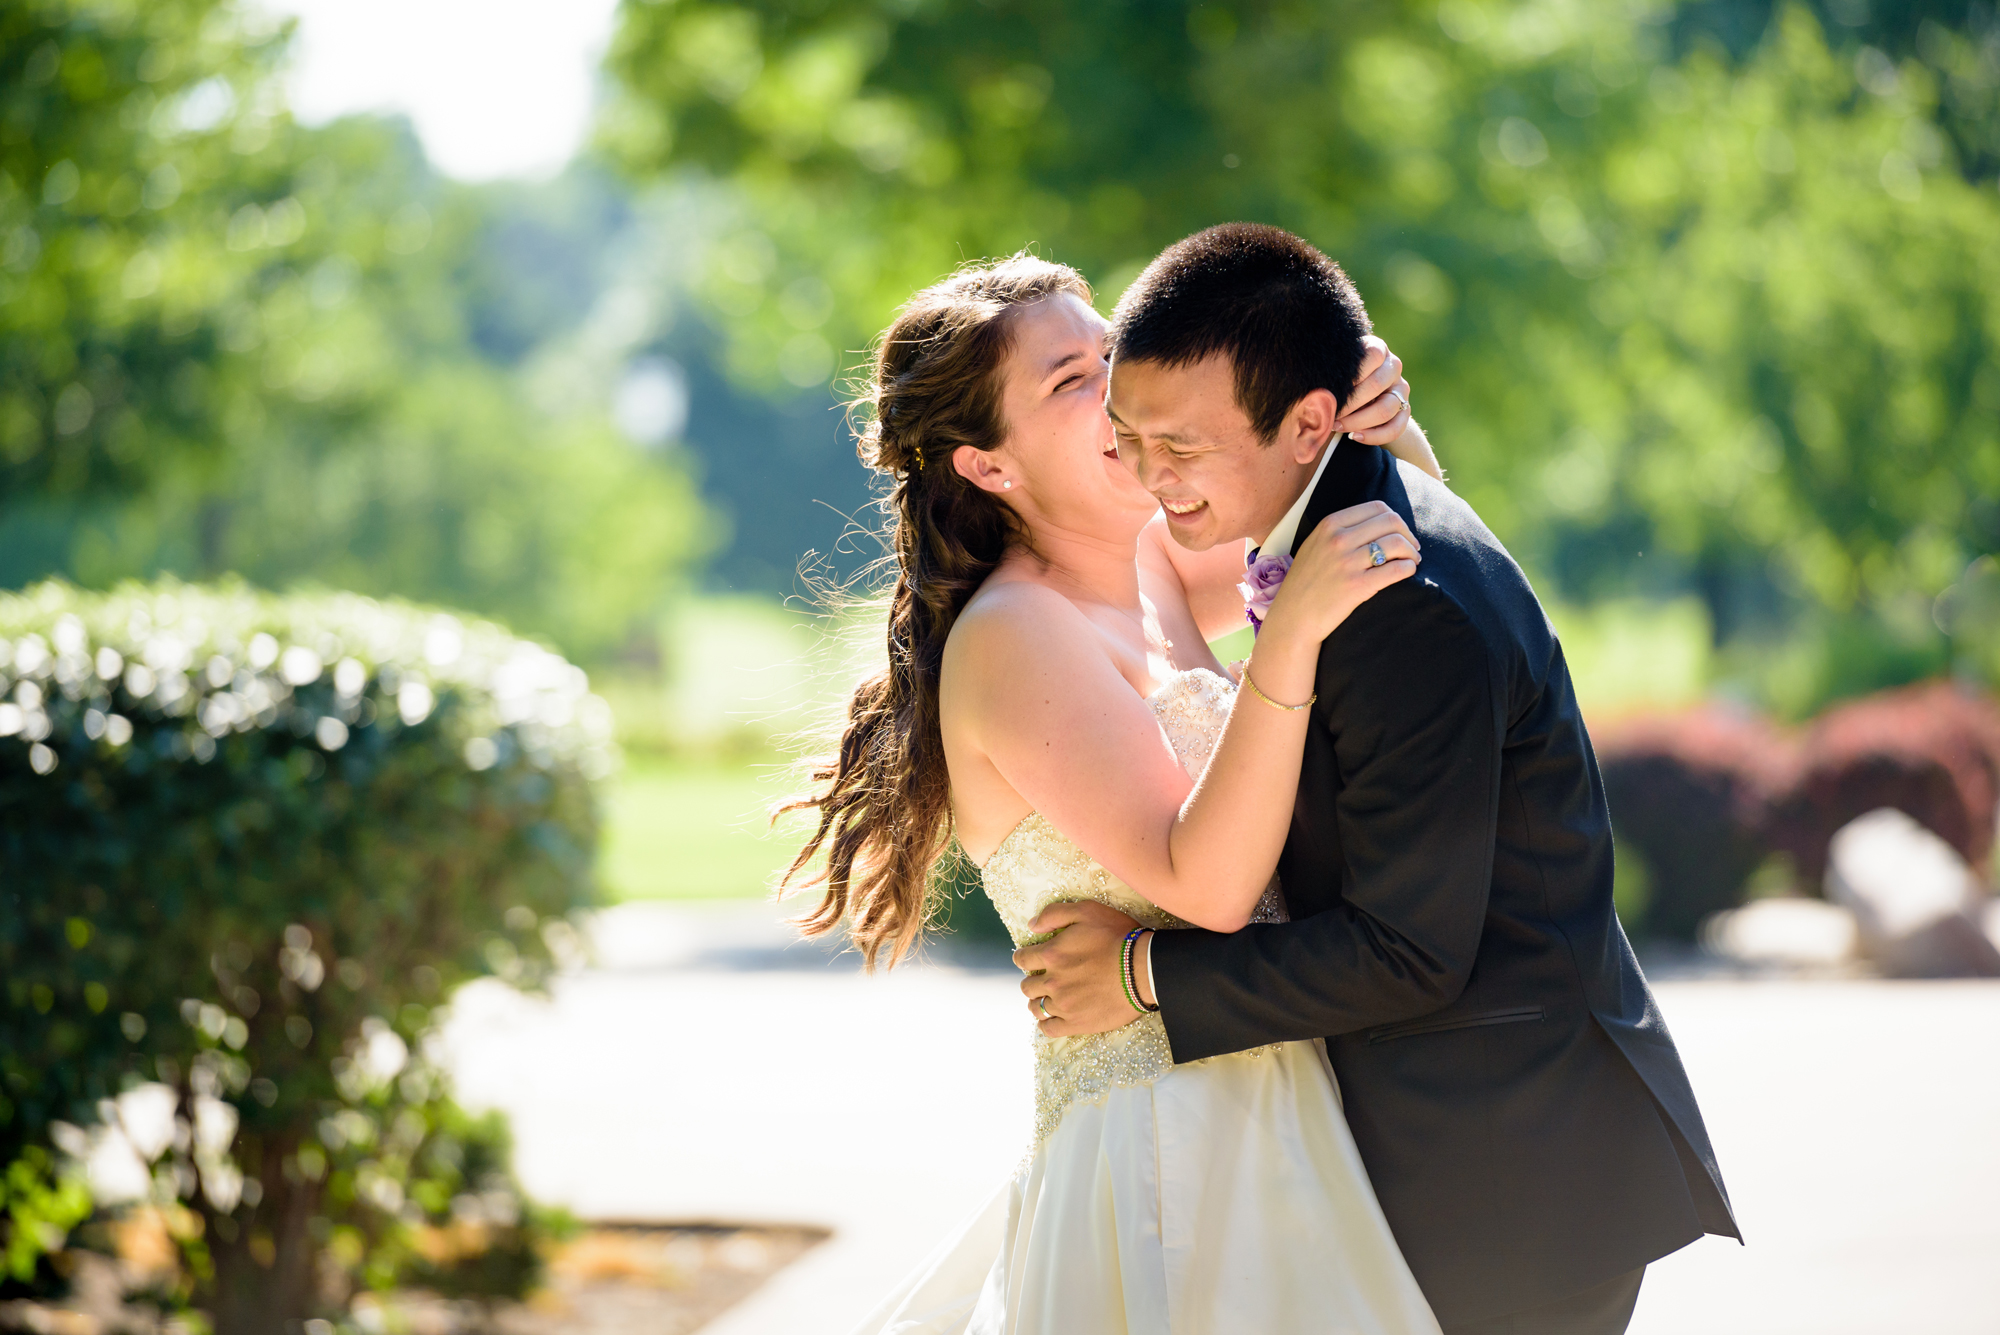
<box><xmin>0</xmin><ymin>0</ymin><xmax>300</xmax><ymax>503</ymax></box>
<box><xmin>600</xmin><ymin>0</ymin><xmax>2000</xmax><ymax>711</ymax></box>
<box><xmin>1</xmin><ymin>0</ymin><xmax>713</xmax><ymax>662</ymax></box>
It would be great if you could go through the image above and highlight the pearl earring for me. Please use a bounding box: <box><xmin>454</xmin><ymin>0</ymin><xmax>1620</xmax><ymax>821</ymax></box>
<box><xmin>1002</xmin><ymin>480</ymin><xmax>1013</xmax><ymax>489</ymax></box>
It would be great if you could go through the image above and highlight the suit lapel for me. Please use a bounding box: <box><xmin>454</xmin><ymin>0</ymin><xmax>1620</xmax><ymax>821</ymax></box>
<box><xmin>1295</xmin><ymin>439</ymin><xmax>1397</xmax><ymax>548</ymax></box>
<box><xmin>1282</xmin><ymin>443</ymin><xmax>1410</xmax><ymax>917</ymax></box>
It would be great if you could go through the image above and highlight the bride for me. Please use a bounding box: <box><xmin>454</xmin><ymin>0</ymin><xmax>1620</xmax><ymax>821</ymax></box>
<box><xmin>787</xmin><ymin>253</ymin><xmax>1444</xmax><ymax>1334</ymax></box>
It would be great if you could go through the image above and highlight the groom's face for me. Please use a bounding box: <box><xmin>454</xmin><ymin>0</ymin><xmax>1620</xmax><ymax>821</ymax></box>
<box><xmin>1105</xmin><ymin>353</ymin><xmax>1324</xmax><ymax>552</ymax></box>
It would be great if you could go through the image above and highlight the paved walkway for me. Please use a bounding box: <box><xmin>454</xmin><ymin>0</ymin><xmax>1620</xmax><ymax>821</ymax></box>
<box><xmin>442</xmin><ymin>902</ymin><xmax>2000</xmax><ymax>1334</ymax></box>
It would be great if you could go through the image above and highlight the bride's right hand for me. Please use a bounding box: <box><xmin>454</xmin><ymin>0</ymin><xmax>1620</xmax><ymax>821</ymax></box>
<box><xmin>1258</xmin><ymin>501</ymin><xmax>1420</xmax><ymax>646</ymax></box>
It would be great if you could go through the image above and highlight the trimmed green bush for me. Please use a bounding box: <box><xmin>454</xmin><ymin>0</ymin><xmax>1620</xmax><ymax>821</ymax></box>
<box><xmin>0</xmin><ymin>580</ymin><xmax>608</xmax><ymax>1332</ymax></box>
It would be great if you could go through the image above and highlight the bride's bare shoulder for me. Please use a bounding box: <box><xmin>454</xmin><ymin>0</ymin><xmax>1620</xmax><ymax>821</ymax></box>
<box><xmin>947</xmin><ymin>576</ymin><xmax>1093</xmax><ymax>672</ymax></box>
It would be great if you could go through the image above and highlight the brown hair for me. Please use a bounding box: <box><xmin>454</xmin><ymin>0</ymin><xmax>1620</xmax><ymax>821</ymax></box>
<box><xmin>782</xmin><ymin>253</ymin><xmax>1092</xmax><ymax>968</ymax></box>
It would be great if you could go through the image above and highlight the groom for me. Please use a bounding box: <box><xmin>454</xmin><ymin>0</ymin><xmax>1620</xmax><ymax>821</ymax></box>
<box><xmin>1020</xmin><ymin>224</ymin><xmax>1739</xmax><ymax>1334</ymax></box>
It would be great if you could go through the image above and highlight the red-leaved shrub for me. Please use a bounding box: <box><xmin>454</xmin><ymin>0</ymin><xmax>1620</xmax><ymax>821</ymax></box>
<box><xmin>1595</xmin><ymin>707</ymin><xmax>1794</xmax><ymax>940</ymax></box>
<box><xmin>1767</xmin><ymin>681</ymin><xmax>2000</xmax><ymax>886</ymax></box>
<box><xmin>1596</xmin><ymin>681</ymin><xmax>2000</xmax><ymax>940</ymax></box>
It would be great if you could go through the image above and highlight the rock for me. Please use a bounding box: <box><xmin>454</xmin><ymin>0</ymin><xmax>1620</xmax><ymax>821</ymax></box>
<box><xmin>1702</xmin><ymin>897</ymin><xmax>1859</xmax><ymax>969</ymax></box>
<box><xmin>1824</xmin><ymin>808</ymin><xmax>2000</xmax><ymax>978</ymax></box>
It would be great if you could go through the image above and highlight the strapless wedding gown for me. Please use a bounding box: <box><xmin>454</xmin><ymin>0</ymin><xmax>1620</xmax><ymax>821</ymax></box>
<box><xmin>853</xmin><ymin>668</ymin><xmax>1440</xmax><ymax>1335</ymax></box>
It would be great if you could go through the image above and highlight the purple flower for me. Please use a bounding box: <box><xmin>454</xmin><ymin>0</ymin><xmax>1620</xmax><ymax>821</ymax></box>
<box><xmin>1238</xmin><ymin>552</ymin><xmax>1292</xmax><ymax>634</ymax></box>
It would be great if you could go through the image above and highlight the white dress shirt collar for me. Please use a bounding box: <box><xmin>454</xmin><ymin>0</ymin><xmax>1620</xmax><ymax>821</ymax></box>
<box><xmin>1247</xmin><ymin>433</ymin><xmax>1342</xmax><ymax>563</ymax></box>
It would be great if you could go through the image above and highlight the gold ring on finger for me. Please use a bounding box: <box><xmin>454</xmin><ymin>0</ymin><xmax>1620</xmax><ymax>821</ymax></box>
<box><xmin>1368</xmin><ymin>540</ymin><xmax>1387</xmax><ymax>567</ymax></box>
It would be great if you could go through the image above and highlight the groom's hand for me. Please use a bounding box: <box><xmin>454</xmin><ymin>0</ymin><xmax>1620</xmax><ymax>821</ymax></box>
<box><xmin>1014</xmin><ymin>900</ymin><xmax>1143</xmax><ymax>1037</ymax></box>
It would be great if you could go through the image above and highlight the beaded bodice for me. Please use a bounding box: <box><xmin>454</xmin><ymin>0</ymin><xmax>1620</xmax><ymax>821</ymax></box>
<box><xmin>978</xmin><ymin>667</ymin><xmax>1286</xmax><ymax>1147</ymax></box>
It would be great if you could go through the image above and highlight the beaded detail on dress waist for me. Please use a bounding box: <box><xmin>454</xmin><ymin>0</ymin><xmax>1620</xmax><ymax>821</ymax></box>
<box><xmin>969</xmin><ymin>668</ymin><xmax>1288</xmax><ymax>1149</ymax></box>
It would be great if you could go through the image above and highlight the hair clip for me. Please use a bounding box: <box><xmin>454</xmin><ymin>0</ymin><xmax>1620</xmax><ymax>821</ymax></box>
<box><xmin>912</xmin><ymin>444</ymin><xmax>926</xmax><ymax>471</ymax></box>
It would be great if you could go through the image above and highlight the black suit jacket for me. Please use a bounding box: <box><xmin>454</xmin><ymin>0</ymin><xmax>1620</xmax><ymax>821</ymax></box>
<box><xmin>1149</xmin><ymin>444</ymin><xmax>1739</xmax><ymax>1326</ymax></box>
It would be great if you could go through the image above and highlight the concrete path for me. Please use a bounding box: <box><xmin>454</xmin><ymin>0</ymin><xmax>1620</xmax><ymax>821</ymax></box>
<box><xmin>442</xmin><ymin>902</ymin><xmax>2000</xmax><ymax>1334</ymax></box>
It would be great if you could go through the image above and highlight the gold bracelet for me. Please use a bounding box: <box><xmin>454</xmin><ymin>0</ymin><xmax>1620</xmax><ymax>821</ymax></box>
<box><xmin>1241</xmin><ymin>668</ymin><xmax>1316</xmax><ymax>712</ymax></box>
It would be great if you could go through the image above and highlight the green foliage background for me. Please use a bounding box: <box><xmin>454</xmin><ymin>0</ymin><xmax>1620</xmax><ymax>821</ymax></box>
<box><xmin>599</xmin><ymin>0</ymin><xmax>2000</xmax><ymax>716</ymax></box>
<box><xmin>1</xmin><ymin>0</ymin><xmax>713</xmax><ymax>664</ymax></box>
<box><xmin>3</xmin><ymin>0</ymin><xmax>1996</xmax><ymax>706</ymax></box>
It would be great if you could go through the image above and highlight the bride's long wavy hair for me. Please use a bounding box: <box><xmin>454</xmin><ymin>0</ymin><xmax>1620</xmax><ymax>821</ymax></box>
<box><xmin>782</xmin><ymin>254</ymin><xmax>1092</xmax><ymax>968</ymax></box>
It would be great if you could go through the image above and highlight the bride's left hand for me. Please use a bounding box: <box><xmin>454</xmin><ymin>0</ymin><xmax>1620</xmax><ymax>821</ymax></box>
<box><xmin>1333</xmin><ymin>335</ymin><xmax>1412</xmax><ymax>445</ymax></box>
<box><xmin>1338</xmin><ymin>335</ymin><xmax>1444</xmax><ymax>482</ymax></box>
<box><xmin>1015</xmin><ymin>900</ymin><xmax>1145</xmax><ymax>1037</ymax></box>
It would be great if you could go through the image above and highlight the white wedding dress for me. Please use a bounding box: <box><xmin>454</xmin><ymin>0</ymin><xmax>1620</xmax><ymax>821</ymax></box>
<box><xmin>854</xmin><ymin>668</ymin><xmax>1441</xmax><ymax>1335</ymax></box>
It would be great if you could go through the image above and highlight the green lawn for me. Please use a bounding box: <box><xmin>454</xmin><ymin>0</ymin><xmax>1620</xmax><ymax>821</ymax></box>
<box><xmin>593</xmin><ymin>611</ymin><xmax>1693</xmax><ymax>904</ymax></box>
<box><xmin>1207</xmin><ymin>625</ymin><xmax>1253</xmax><ymax>668</ymax></box>
<box><xmin>599</xmin><ymin>754</ymin><xmax>815</xmax><ymax>900</ymax></box>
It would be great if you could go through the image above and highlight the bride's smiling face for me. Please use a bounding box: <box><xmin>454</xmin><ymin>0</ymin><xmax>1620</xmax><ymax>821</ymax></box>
<box><xmin>964</xmin><ymin>292</ymin><xmax>1160</xmax><ymax>540</ymax></box>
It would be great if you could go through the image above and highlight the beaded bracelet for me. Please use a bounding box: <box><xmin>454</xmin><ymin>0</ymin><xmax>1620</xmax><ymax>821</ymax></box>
<box><xmin>1120</xmin><ymin>927</ymin><xmax>1160</xmax><ymax>1015</ymax></box>
<box><xmin>1242</xmin><ymin>668</ymin><xmax>1316</xmax><ymax>713</ymax></box>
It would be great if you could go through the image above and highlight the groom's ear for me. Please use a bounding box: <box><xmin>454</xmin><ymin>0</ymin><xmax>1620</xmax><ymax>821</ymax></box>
<box><xmin>1279</xmin><ymin>388</ymin><xmax>1341</xmax><ymax>466</ymax></box>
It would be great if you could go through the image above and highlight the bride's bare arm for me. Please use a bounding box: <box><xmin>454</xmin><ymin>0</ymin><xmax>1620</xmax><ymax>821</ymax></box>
<box><xmin>948</xmin><ymin>502</ymin><xmax>1417</xmax><ymax>933</ymax></box>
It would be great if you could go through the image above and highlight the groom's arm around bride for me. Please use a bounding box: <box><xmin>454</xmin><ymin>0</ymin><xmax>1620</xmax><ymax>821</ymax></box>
<box><xmin>1160</xmin><ymin>439</ymin><xmax>1737</xmax><ymax>1332</ymax></box>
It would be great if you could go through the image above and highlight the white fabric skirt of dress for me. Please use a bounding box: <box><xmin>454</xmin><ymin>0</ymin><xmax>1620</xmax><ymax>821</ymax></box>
<box><xmin>852</xmin><ymin>1038</ymin><xmax>1441</xmax><ymax>1335</ymax></box>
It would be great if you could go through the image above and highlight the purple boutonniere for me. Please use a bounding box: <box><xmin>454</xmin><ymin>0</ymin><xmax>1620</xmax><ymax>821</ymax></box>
<box><xmin>1239</xmin><ymin>552</ymin><xmax>1292</xmax><ymax>634</ymax></box>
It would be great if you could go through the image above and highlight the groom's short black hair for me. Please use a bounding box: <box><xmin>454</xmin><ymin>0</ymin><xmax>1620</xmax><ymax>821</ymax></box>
<box><xmin>1108</xmin><ymin>223</ymin><xmax>1372</xmax><ymax>442</ymax></box>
